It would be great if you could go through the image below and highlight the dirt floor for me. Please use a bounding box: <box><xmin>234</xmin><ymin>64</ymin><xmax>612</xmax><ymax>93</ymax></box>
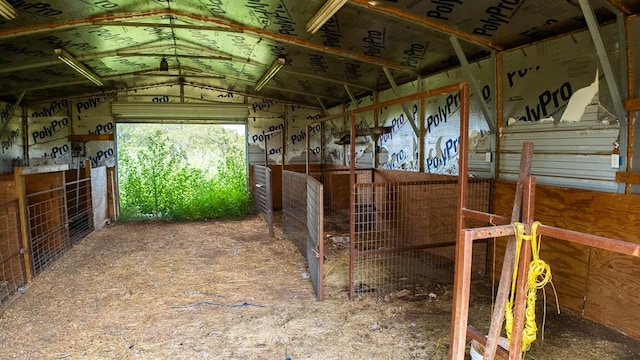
<box><xmin>1</xmin><ymin>214</ymin><xmax>639</xmax><ymax>359</ymax></box>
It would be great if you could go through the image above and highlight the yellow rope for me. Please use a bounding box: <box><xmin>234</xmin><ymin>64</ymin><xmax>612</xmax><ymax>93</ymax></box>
<box><xmin>504</xmin><ymin>221</ymin><xmax>552</xmax><ymax>352</ymax></box>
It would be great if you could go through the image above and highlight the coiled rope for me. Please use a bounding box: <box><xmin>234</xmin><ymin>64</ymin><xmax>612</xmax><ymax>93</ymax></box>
<box><xmin>504</xmin><ymin>221</ymin><xmax>553</xmax><ymax>352</ymax></box>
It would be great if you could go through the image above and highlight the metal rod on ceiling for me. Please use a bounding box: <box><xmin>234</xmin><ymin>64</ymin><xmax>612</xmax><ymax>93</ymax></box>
<box><xmin>578</xmin><ymin>0</ymin><xmax>628</xmax><ymax>189</ymax></box>
<box><xmin>344</xmin><ymin>85</ymin><xmax>357</xmax><ymax>105</ymax></box>
<box><xmin>578</xmin><ymin>0</ymin><xmax>626</xmax><ymax>126</ymax></box>
<box><xmin>317</xmin><ymin>97</ymin><xmax>328</xmax><ymax>115</ymax></box>
<box><xmin>382</xmin><ymin>66</ymin><xmax>420</xmax><ymax>137</ymax></box>
<box><xmin>449</xmin><ymin>36</ymin><xmax>496</xmax><ymax>134</ymax></box>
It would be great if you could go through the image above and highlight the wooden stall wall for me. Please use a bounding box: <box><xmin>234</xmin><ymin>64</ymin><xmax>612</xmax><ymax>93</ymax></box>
<box><xmin>0</xmin><ymin>175</ymin><xmax>26</xmax><ymax>303</ymax></box>
<box><xmin>492</xmin><ymin>180</ymin><xmax>640</xmax><ymax>339</ymax></box>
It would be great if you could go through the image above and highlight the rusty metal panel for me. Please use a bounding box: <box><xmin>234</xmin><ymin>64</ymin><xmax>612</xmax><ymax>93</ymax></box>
<box><xmin>350</xmin><ymin>178</ymin><xmax>491</xmax><ymax>298</ymax></box>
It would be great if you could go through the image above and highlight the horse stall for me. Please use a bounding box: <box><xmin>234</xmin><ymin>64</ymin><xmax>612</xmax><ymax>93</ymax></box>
<box><xmin>276</xmin><ymin>82</ymin><xmax>492</xmax><ymax>300</ymax></box>
<box><xmin>281</xmin><ymin>166</ymin><xmax>491</xmax><ymax>299</ymax></box>
<box><xmin>349</xmin><ymin>173</ymin><xmax>491</xmax><ymax>298</ymax></box>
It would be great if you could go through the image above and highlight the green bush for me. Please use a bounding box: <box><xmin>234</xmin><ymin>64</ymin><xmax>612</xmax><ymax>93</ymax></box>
<box><xmin>118</xmin><ymin>126</ymin><xmax>250</xmax><ymax>220</ymax></box>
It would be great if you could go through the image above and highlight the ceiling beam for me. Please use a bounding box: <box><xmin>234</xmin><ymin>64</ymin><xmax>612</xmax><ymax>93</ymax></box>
<box><xmin>603</xmin><ymin>0</ymin><xmax>634</xmax><ymax>15</ymax></box>
<box><xmin>103</xmin><ymin>68</ymin><xmax>225</xmax><ymax>80</ymax></box>
<box><xmin>0</xmin><ymin>80</ymin><xmax>92</xmax><ymax>96</ymax></box>
<box><xmin>0</xmin><ymin>10</ymin><xmax>176</xmax><ymax>40</ymax></box>
<box><xmin>0</xmin><ymin>9</ymin><xmax>416</xmax><ymax>76</ymax></box>
<box><xmin>100</xmin><ymin>21</ymin><xmax>243</xmax><ymax>33</ymax></box>
<box><xmin>349</xmin><ymin>0</ymin><xmax>501</xmax><ymax>51</ymax></box>
<box><xmin>182</xmin><ymin>80</ymin><xmax>322</xmax><ymax>109</ymax></box>
<box><xmin>449</xmin><ymin>36</ymin><xmax>496</xmax><ymax>133</ymax></box>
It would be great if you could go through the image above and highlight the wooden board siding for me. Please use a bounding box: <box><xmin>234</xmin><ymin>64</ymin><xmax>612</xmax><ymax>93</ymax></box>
<box><xmin>492</xmin><ymin>180</ymin><xmax>640</xmax><ymax>339</ymax></box>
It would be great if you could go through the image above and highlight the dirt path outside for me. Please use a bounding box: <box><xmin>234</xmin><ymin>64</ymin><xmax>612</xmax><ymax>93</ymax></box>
<box><xmin>0</xmin><ymin>215</ymin><xmax>638</xmax><ymax>359</ymax></box>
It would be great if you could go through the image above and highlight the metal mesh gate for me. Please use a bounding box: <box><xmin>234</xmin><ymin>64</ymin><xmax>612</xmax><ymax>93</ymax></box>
<box><xmin>283</xmin><ymin>170</ymin><xmax>307</xmax><ymax>255</ymax></box>
<box><xmin>26</xmin><ymin>180</ymin><xmax>70</xmax><ymax>276</ymax></box>
<box><xmin>351</xmin><ymin>178</ymin><xmax>492</xmax><ymax>297</ymax></box>
<box><xmin>253</xmin><ymin>165</ymin><xmax>274</xmax><ymax>236</ymax></box>
<box><xmin>0</xmin><ymin>199</ymin><xmax>26</xmax><ymax>306</ymax></box>
<box><xmin>66</xmin><ymin>174</ymin><xmax>94</xmax><ymax>244</ymax></box>
<box><xmin>306</xmin><ymin>177</ymin><xmax>324</xmax><ymax>300</ymax></box>
<box><xmin>283</xmin><ymin>170</ymin><xmax>324</xmax><ymax>300</ymax></box>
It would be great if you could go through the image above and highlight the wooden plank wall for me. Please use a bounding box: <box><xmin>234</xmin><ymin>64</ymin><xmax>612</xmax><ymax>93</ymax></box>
<box><xmin>492</xmin><ymin>180</ymin><xmax>640</xmax><ymax>339</ymax></box>
<box><xmin>1</xmin><ymin>178</ymin><xmax>24</xmax><ymax>292</ymax></box>
<box><xmin>0</xmin><ymin>176</ymin><xmax>16</xmax><ymax>203</ymax></box>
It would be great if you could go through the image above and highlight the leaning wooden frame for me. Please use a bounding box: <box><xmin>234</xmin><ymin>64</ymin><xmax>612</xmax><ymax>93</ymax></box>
<box><xmin>450</xmin><ymin>140</ymin><xmax>640</xmax><ymax>360</ymax></box>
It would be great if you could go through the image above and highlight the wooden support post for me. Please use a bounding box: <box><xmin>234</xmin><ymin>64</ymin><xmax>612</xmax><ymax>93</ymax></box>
<box><xmin>450</xmin><ymin>82</ymin><xmax>471</xmax><ymax>359</ymax></box>
<box><xmin>450</xmin><ymin>230</ymin><xmax>475</xmax><ymax>359</ymax></box>
<box><xmin>84</xmin><ymin>159</ymin><xmax>91</xmax><ymax>178</ymax></box>
<box><xmin>13</xmin><ymin>167</ymin><xmax>33</xmax><ymax>282</ymax></box>
<box><xmin>484</xmin><ymin>142</ymin><xmax>534</xmax><ymax>360</ymax></box>
<box><xmin>84</xmin><ymin>159</ymin><xmax>94</xmax><ymax>230</ymax></box>
<box><xmin>509</xmin><ymin>176</ymin><xmax>536</xmax><ymax>359</ymax></box>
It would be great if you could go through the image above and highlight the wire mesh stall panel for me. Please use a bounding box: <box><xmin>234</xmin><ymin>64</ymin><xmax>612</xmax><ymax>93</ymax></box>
<box><xmin>65</xmin><ymin>167</ymin><xmax>94</xmax><ymax>244</ymax></box>
<box><xmin>23</xmin><ymin>170</ymin><xmax>70</xmax><ymax>276</ymax></box>
<box><xmin>253</xmin><ymin>165</ymin><xmax>274</xmax><ymax>236</ymax></box>
<box><xmin>282</xmin><ymin>170</ymin><xmax>307</xmax><ymax>257</ymax></box>
<box><xmin>306</xmin><ymin>177</ymin><xmax>324</xmax><ymax>300</ymax></box>
<box><xmin>351</xmin><ymin>178</ymin><xmax>492</xmax><ymax>297</ymax></box>
<box><xmin>0</xmin><ymin>199</ymin><xmax>26</xmax><ymax>306</ymax></box>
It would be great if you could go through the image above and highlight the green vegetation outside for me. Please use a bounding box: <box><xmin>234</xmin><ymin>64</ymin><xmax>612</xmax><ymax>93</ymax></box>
<box><xmin>117</xmin><ymin>124</ymin><xmax>251</xmax><ymax>220</ymax></box>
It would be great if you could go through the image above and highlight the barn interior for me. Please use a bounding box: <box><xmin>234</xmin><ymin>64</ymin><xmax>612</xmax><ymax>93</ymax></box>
<box><xmin>1</xmin><ymin>0</ymin><xmax>640</xmax><ymax>359</ymax></box>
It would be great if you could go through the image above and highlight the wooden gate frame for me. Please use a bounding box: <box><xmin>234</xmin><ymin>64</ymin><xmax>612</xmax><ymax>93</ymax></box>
<box><xmin>450</xmin><ymin>141</ymin><xmax>640</xmax><ymax>360</ymax></box>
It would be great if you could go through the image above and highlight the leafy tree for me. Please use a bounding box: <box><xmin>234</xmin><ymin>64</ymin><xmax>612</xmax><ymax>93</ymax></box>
<box><xmin>118</xmin><ymin>124</ymin><xmax>250</xmax><ymax>220</ymax></box>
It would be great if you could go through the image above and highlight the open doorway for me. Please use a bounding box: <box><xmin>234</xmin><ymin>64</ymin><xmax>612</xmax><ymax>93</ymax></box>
<box><xmin>116</xmin><ymin>123</ymin><xmax>249</xmax><ymax>220</ymax></box>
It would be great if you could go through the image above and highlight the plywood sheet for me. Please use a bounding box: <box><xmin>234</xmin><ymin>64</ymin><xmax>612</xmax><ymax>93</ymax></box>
<box><xmin>267</xmin><ymin>165</ymin><xmax>283</xmax><ymax>211</ymax></box>
<box><xmin>491</xmin><ymin>180</ymin><xmax>590</xmax><ymax>313</ymax></box>
<box><xmin>330</xmin><ymin>174</ymin><xmax>350</xmax><ymax>210</ymax></box>
<box><xmin>583</xmin><ymin>193</ymin><xmax>640</xmax><ymax>338</ymax></box>
<box><xmin>373</xmin><ymin>169</ymin><xmax>452</xmax><ymax>183</ymax></box>
<box><xmin>0</xmin><ymin>181</ymin><xmax>16</xmax><ymax>202</ymax></box>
